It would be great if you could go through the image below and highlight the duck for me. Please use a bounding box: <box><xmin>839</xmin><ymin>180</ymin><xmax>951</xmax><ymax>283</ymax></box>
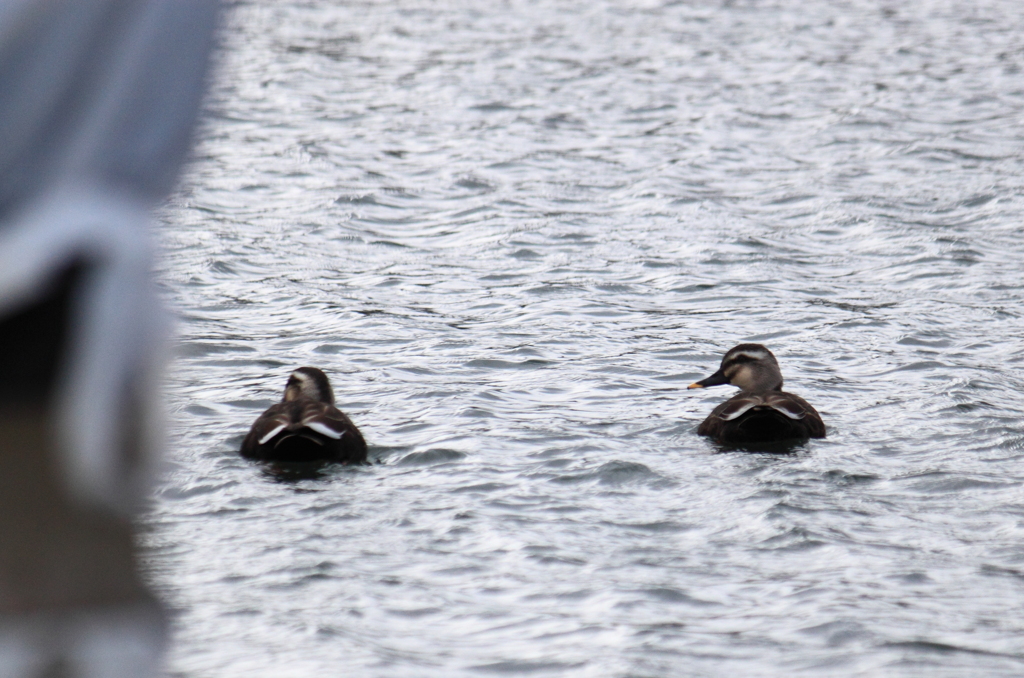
<box><xmin>688</xmin><ymin>343</ymin><xmax>825</xmax><ymax>444</ymax></box>
<box><xmin>240</xmin><ymin>367</ymin><xmax>367</xmax><ymax>463</ymax></box>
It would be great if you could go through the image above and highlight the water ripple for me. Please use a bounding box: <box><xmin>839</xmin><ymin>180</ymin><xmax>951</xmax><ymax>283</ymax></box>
<box><xmin>152</xmin><ymin>1</ymin><xmax>1024</xmax><ymax>676</ymax></box>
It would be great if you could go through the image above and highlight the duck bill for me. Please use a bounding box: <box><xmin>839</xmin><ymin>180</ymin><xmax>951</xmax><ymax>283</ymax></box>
<box><xmin>688</xmin><ymin>369</ymin><xmax>729</xmax><ymax>389</ymax></box>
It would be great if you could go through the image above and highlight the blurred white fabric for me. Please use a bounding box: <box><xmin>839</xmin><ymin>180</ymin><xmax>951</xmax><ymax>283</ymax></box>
<box><xmin>0</xmin><ymin>0</ymin><xmax>219</xmax><ymax>675</ymax></box>
<box><xmin>0</xmin><ymin>0</ymin><xmax>218</xmax><ymax>509</ymax></box>
<box><xmin>0</xmin><ymin>0</ymin><xmax>219</xmax><ymax>213</ymax></box>
<box><xmin>0</xmin><ymin>185</ymin><xmax>163</xmax><ymax>512</ymax></box>
<box><xmin>0</xmin><ymin>606</ymin><xmax>165</xmax><ymax>678</ymax></box>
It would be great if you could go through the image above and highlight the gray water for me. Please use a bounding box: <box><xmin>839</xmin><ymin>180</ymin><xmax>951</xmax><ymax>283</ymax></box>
<box><xmin>149</xmin><ymin>1</ymin><xmax>1024</xmax><ymax>676</ymax></box>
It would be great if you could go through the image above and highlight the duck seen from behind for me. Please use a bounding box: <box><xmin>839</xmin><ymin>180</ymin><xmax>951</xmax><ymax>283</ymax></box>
<box><xmin>241</xmin><ymin>367</ymin><xmax>367</xmax><ymax>463</ymax></box>
<box><xmin>688</xmin><ymin>344</ymin><xmax>825</xmax><ymax>444</ymax></box>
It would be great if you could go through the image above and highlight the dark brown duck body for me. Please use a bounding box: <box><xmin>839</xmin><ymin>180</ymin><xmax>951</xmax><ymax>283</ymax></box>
<box><xmin>690</xmin><ymin>344</ymin><xmax>825</xmax><ymax>444</ymax></box>
<box><xmin>241</xmin><ymin>367</ymin><xmax>367</xmax><ymax>463</ymax></box>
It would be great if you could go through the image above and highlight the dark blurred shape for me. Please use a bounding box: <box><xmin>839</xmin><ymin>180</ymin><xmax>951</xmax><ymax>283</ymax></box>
<box><xmin>0</xmin><ymin>0</ymin><xmax>219</xmax><ymax>675</ymax></box>
<box><xmin>0</xmin><ymin>261</ymin><xmax>83</xmax><ymax>406</ymax></box>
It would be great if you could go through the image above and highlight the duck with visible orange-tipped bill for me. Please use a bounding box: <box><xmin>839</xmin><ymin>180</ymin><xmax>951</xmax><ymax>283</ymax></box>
<box><xmin>689</xmin><ymin>344</ymin><xmax>825</xmax><ymax>444</ymax></box>
<box><xmin>241</xmin><ymin>367</ymin><xmax>367</xmax><ymax>463</ymax></box>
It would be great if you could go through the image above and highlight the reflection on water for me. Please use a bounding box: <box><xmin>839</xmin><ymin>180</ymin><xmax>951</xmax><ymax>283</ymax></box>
<box><xmin>259</xmin><ymin>462</ymin><xmax>354</xmax><ymax>483</ymax></box>
<box><xmin>152</xmin><ymin>1</ymin><xmax>1024</xmax><ymax>676</ymax></box>
<box><xmin>711</xmin><ymin>440</ymin><xmax>807</xmax><ymax>456</ymax></box>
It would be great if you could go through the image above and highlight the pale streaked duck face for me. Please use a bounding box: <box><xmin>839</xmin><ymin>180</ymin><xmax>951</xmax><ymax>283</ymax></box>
<box><xmin>688</xmin><ymin>343</ymin><xmax>826</xmax><ymax>443</ymax></box>
<box><xmin>687</xmin><ymin>343</ymin><xmax>784</xmax><ymax>393</ymax></box>
<box><xmin>283</xmin><ymin>366</ymin><xmax>336</xmax><ymax>405</ymax></box>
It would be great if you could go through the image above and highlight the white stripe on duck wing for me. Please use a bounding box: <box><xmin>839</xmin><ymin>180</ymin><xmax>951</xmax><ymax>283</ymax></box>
<box><xmin>299</xmin><ymin>400</ymin><xmax>358</xmax><ymax>442</ymax></box>
<box><xmin>718</xmin><ymin>392</ymin><xmax>811</xmax><ymax>422</ymax></box>
<box><xmin>241</xmin><ymin>367</ymin><xmax>368</xmax><ymax>463</ymax></box>
<box><xmin>690</xmin><ymin>344</ymin><xmax>825</xmax><ymax>444</ymax></box>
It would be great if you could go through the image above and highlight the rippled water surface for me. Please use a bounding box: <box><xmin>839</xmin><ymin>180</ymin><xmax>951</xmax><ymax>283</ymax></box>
<box><xmin>150</xmin><ymin>1</ymin><xmax>1024</xmax><ymax>675</ymax></box>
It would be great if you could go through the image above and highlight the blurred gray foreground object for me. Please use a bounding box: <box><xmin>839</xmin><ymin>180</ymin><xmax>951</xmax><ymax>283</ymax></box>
<box><xmin>0</xmin><ymin>0</ymin><xmax>219</xmax><ymax>676</ymax></box>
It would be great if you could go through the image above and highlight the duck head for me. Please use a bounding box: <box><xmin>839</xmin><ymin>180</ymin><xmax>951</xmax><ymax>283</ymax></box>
<box><xmin>687</xmin><ymin>344</ymin><xmax>784</xmax><ymax>393</ymax></box>
<box><xmin>283</xmin><ymin>366</ymin><xmax>336</xmax><ymax>405</ymax></box>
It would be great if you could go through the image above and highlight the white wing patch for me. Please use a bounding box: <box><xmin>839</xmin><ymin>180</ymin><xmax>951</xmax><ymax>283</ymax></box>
<box><xmin>721</xmin><ymin>395</ymin><xmax>807</xmax><ymax>422</ymax></box>
<box><xmin>258</xmin><ymin>423</ymin><xmax>288</xmax><ymax>445</ymax></box>
<box><xmin>770</xmin><ymin>401</ymin><xmax>806</xmax><ymax>420</ymax></box>
<box><xmin>720</xmin><ymin>401</ymin><xmax>758</xmax><ymax>421</ymax></box>
<box><xmin>306</xmin><ymin>421</ymin><xmax>344</xmax><ymax>439</ymax></box>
